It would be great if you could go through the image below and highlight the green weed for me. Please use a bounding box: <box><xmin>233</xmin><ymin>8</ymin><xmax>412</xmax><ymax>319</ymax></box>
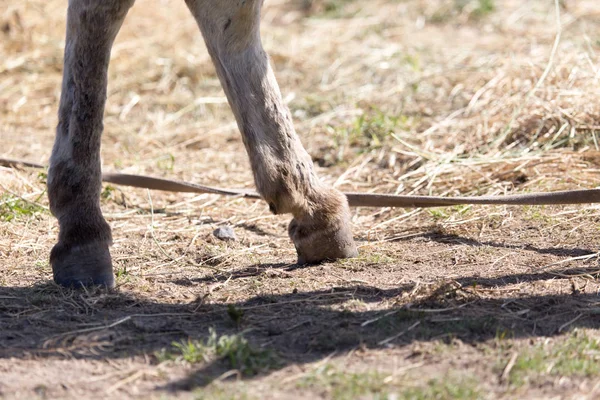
<box><xmin>299</xmin><ymin>365</ymin><xmax>388</xmax><ymax>400</ymax></box>
<box><xmin>468</xmin><ymin>0</ymin><xmax>495</xmax><ymax>18</ymax></box>
<box><xmin>522</xmin><ymin>205</ymin><xmax>553</xmax><ymax>224</ymax></box>
<box><xmin>101</xmin><ymin>184</ymin><xmax>116</xmax><ymax>200</ymax></box>
<box><xmin>156</xmin><ymin>153</ymin><xmax>175</xmax><ymax>171</ymax></box>
<box><xmin>331</xmin><ymin>110</ymin><xmax>411</xmax><ymax>161</ymax></box>
<box><xmin>429</xmin><ymin>209</ymin><xmax>449</xmax><ymax>220</ymax></box>
<box><xmin>115</xmin><ymin>266</ymin><xmax>129</xmax><ymax>280</ymax></box>
<box><xmin>194</xmin><ymin>385</ymin><xmax>251</xmax><ymax>400</ymax></box>
<box><xmin>306</xmin><ymin>0</ymin><xmax>359</xmax><ymax>18</ymax></box>
<box><xmin>300</xmin><ymin>365</ymin><xmax>481</xmax><ymax>400</ymax></box>
<box><xmin>158</xmin><ymin>328</ymin><xmax>279</xmax><ymax>376</ymax></box>
<box><xmin>0</xmin><ymin>194</ymin><xmax>47</xmax><ymax>221</ymax></box>
<box><xmin>430</xmin><ymin>0</ymin><xmax>495</xmax><ymax>23</ymax></box>
<box><xmin>400</xmin><ymin>377</ymin><xmax>481</xmax><ymax>400</ymax></box>
<box><xmin>503</xmin><ymin>330</ymin><xmax>600</xmax><ymax>386</ymax></box>
<box><xmin>227</xmin><ymin>304</ymin><xmax>244</xmax><ymax>326</ymax></box>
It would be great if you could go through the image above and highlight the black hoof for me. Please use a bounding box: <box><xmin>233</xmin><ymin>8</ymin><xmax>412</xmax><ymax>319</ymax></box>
<box><xmin>50</xmin><ymin>242</ymin><xmax>114</xmax><ymax>288</ymax></box>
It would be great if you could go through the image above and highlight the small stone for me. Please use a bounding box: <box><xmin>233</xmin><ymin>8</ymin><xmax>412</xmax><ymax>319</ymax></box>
<box><xmin>213</xmin><ymin>225</ymin><xmax>237</xmax><ymax>241</ymax></box>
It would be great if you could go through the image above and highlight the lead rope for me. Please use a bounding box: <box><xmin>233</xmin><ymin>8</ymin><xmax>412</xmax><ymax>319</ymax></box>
<box><xmin>2</xmin><ymin>157</ymin><xmax>599</xmax><ymax>208</ymax></box>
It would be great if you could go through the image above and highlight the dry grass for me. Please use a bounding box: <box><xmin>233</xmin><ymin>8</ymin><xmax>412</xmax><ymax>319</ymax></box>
<box><xmin>3</xmin><ymin>0</ymin><xmax>600</xmax><ymax>399</ymax></box>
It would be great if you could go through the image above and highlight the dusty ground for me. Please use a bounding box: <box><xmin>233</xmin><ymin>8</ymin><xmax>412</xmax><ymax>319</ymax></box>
<box><xmin>3</xmin><ymin>0</ymin><xmax>600</xmax><ymax>399</ymax></box>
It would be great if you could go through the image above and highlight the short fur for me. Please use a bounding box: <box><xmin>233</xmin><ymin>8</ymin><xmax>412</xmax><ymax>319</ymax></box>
<box><xmin>48</xmin><ymin>0</ymin><xmax>358</xmax><ymax>287</ymax></box>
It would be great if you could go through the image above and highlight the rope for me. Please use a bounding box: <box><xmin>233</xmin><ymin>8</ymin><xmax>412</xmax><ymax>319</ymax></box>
<box><xmin>2</xmin><ymin>157</ymin><xmax>598</xmax><ymax>208</ymax></box>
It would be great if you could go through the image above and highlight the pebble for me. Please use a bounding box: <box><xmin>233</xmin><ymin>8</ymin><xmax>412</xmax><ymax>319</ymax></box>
<box><xmin>213</xmin><ymin>225</ymin><xmax>237</xmax><ymax>241</ymax></box>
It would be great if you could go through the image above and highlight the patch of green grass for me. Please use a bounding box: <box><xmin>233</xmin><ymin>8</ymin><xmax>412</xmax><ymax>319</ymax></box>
<box><xmin>290</xmin><ymin>93</ymin><xmax>340</xmax><ymax>120</ymax></box>
<box><xmin>329</xmin><ymin>110</ymin><xmax>412</xmax><ymax>163</ymax></box>
<box><xmin>299</xmin><ymin>365</ymin><xmax>388</xmax><ymax>400</ymax></box>
<box><xmin>452</xmin><ymin>204</ymin><xmax>472</xmax><ymax>215</ymax></box>
<box><xmin>37</xmin><ymin>171</ymin><xmax>47</xmax><ymax>184</ymax></box>
<box><xmin>300</xmin><ymin>365</ymin><xmax>481</xmax><ymax>400</ymax></box>
<box><xmin>522</xmin><ymin>205</ymin><xmax>553</xmax><ymax>224</ymax></box>
<box><xmin>503</xmin><ymin>330</ymin><xmax>600</xmax><ymax>386</ymax></box>
<box><xmin>227</xmin><ymin>304</ymin><xmax>244</xmax><ymax>327</ymax></box>
<box><xmin>156</xmin><ymin>328</ymin><xmax>279</xmax><ymax>376</ymax></box>
<box><xmin>114</xmin><ymin>266</ymin><xmax>130</xmax><ymax>284</ymax></box>
<box><xmin>429</xmin><ymin>205</ymin><xmax>472</xmax><ymax>222</ymax></box>
<box><xmin>172</xmin><ymin>339</ymin><xmax>211</xmax><ymax>364</ymax></box>
<box><xmin>0</xmin><ymin>194</ymin><xmax>47</xmax><ymax>221</ymax></box>
<box><xmin>156</xmin><ymin>153</ymin><xmax>175</xmax><ymax>171</ymax></box>
<box><xmin>495</xmin><ymin>328</ymin><xmax>515</xmax><ymax>342</ymax></box>
<box><xmin>101</xmin><ymin>184</ymin><xmax>116</xmax><ymax>200</ymax></box>
<box><xmin>429</xmin><ymin>208</ymin><xmax>449</xmax><ymax>220</ymax></box>
<box><xmin>215</xmin><ymin>333</ymin><xmax>279</xmax><ymax>375</ymax></box>
<box><xmin>400</xmin><ymin>377</ymin><xmax>481</xmax><ymax>400</ymax></box>
<box><xmin>348</xmin><ymin>111</ymin><xmax>410</xmax><ymax>149</ymax></box>
<box><xmin>305</xmin><ymin>0</ymin><xmax>359</xmax><ymax>18</ymax></box>
<box><xmin>403</xmin><ymin>54</ymin><xmax>421</xmax><ymax>72</ymax></box>
<box><xmin>468</xmin><ymin>0</ymin><xmax>495</xmax><ymax>18</ymax></box>
<box><xmin>194</xmin><ymin>385</ymin><xmax>251</xmax><ymax>400</ymax></box>
<box><xmin>322</xmin><ymin>0</ymin><xmax>354</xmax><ymax>15</ymax></box>
<box><xmin>430</xmin><ymin>0</ymin><xmax>495</xmax><ymax>24</ymax></box>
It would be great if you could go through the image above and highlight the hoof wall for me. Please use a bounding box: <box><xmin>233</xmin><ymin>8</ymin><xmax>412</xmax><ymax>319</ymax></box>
<box><xmin>289</xmin><ymin>193</ymin><xmax>358</xmax><ymax>265</ymax></box>
<box><xmin>50</xmin><ymin>242</ymin><xmax>114</xmax><ymax>288</ymax></box>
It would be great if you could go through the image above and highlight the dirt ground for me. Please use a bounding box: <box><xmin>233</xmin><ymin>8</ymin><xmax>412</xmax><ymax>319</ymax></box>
<box><xmin>3</xmin><ymin>0</ymin><xmax>600</xmax><ymax>399</ymax></box>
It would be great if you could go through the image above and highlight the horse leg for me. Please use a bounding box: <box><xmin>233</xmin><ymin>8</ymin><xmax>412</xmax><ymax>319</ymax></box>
<box><xmin>48</xmin><ymin>0</ymin><xmax>135</xmax><ymax>287</ymax></box>
<box><xmin>184</xmin><ymin>0</ymin><xmax>358</xmax><ymax>263</ymax></box>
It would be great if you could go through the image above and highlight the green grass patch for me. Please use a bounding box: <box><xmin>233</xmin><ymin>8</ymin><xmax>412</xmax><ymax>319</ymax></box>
<box><xmin>428</xmin><ymin>205</ymin><xmax>472</xmax><ymax>222</ymax></box>
<box><xmin>347</xmin><ymin>111</ymin><xmax>411</xmax><ymax>149</ymax></box>
<box><xmin>428</xmin><ymin>208</ymin><xmax>449</xmax><ymax>220</ymax></box>
<box><xmin>156</xmin><ymin>153</ymin><xmax>175</xmax><ymax>171</ymax></box>
<box><xmin>101</xmin><ymin>184</ymin><xmax>116</xmax><ymax>200</ymax></box>
<box><xmin>299</xmin><ymin>365</ymin><xmax>481</xmax><ymax>400</ymax></box>
<box><xmin>0</xmin><ymin>194</ymin><xmax>47</xmax><ymax>221</ymax></box>
<box><xmin>299</xmin><ymin>365</ymin><xmax>389</xmax><ymax>400</ymax></box>
<box><xmin>430</xmin><ymin>0</ymin><xmax>495</xmax><ymax>23</ymax></box>
<box><xmin>466</xmin><ymin>0</ymin><xmax>495</xmax><ymax>18</ymax></box>
<box><xmin>320</xmin><ymin>0</ymin><xmax>356</xmax><ymax>18</ymax></box>
<box><xmin>156</xmin><ymin>328</ymin><xmax>279</xmax><ymax>376</ymax></box>
<box><xmin>522</xmin><ymin>205</ymin><xmax>553</xmax><ymax>224</ymax></box>
<box><xmin>305</xmin><ymin>0</ymin><xmax>359</xmax><ymax>18</ymax></box>
<box><xmin>194</xmin><ymin>385</ymin><xmax>251</xmax><ymax>400</ymax></box>
<box><xmin>401</xmin><ymin>377</ymin><xmax>481</xmax><ymax>400</ymax></box>
<box><xmin>328</xmin><ymin>109</ymin><xmax>413</xmax><ymax>164</ymax></box>
<box><xmin>503</xmin><ymin>330</ymin><xmax>600</xmax><ymax>386</ymax></box>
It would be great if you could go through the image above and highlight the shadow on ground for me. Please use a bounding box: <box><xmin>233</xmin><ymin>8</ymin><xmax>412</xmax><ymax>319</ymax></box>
<box><xmin>2</xmin><ymin>259</ymin><xmax>600</xmax><ymax>393</ymax></box>
<box><xmin>401</xmin><ymin>232</ymin><xmax>597</xmax><ymax>258</ymax></box>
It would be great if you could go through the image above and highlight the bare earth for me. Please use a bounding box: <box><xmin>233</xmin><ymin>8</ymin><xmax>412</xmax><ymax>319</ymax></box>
<box><xmin>3</xmin><ymin>0</ymin><xmax>600</xmax><ymax>399</ymax></box>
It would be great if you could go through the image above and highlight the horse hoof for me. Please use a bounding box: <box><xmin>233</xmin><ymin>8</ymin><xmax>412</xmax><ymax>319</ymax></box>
<box><xmin>288</xmin><ymin>190</ymin><xmax>358</xmax><ymax>265</ymax></box>
<box><xmin>50</xmin><ymin>242</ymin><xmax>114</xmax><ymax>288</ymax></box>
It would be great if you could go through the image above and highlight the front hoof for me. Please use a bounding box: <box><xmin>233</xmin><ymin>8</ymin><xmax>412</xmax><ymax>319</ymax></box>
<box><xmin>288</xmin><ymin>196</ymin><xmax>358</xmax><ymax>265</ymax></box>
<box><xmin>50</xmin><ymin>242</ymin><xmax>114</xmax><ymax>288</ymax></box>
